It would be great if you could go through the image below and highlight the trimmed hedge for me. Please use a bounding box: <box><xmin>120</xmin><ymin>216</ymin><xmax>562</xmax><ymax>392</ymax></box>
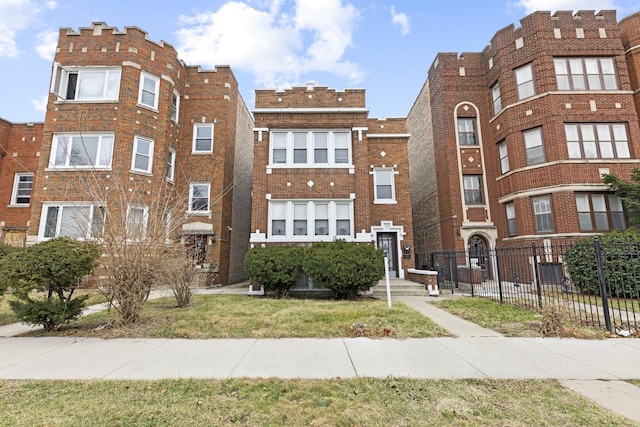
<box><xmin>244</xmin><ymin>245</ymin><xmax>304</xmax><ymax>298</ymax></box>
<box><xmin>564</xmin><ymin>231</ymin><xmax>640</xmax><ymax>297</ymax></box>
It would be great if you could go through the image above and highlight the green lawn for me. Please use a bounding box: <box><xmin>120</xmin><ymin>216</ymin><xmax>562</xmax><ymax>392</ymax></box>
<box><xmin>0</xmin><ymin>378</ymin><xmax>635</xmax><ymax>426</ymax></box>
<box><xmin>24</xmin><ymin>294</ymin><xmax>450</xmax><ymax>339</ymax></box>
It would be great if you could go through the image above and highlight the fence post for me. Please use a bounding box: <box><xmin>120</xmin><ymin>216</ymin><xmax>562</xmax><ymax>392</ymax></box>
<box><xmin>532</xmin><ymin>244</ymin><xmax>543</xmax><ymax>309</ymax></box>
<box><xmin>594</xmin><ymin>237</ymin><xmax>612</xmax><ymax>333</ymax></box>
<box><xmin>495</xmin><ymin>247</ymin><xmax>504</xmax><ymax>304</ymax></box>
<box><xmin>468</xmin><ymin>249</ymin><xmax>475</xmax><ymax>297</ymax></box>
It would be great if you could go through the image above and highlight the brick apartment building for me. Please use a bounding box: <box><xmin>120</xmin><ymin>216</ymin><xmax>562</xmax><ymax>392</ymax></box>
<box><xmin>0</xmin><ymin>119</ymin><xmax>42</xmax><ymax>246</ymax></box>
<box><xmin>249</xmin><ymin>85</ymin><xmax>414</xmax><ymax>285</ymax></box>
<box><xmin>18</xmin><ymin>22</ymin><xmax>253</xmax><ymax>285</ymax></box>
<box><xmin>408</xmin><ymin>10</ymin><xmax>640</xmax><ymax>272</ymax></box>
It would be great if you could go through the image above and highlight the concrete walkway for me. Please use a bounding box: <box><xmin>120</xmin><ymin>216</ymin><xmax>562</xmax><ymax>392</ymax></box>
<box><xmin>1</xmin><ymin>282</ymin><xmax>639</xmax><ymax>423</ymax></box>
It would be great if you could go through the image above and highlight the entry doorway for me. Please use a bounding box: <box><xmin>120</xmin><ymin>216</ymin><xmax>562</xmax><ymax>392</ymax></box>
<box><xmin>377</xmin><ymin>232</ymin><xmax>398</xmax><ymax>278</ymax></box>
<box><xmin>467</xmin><ymin>234</ymin><xmax>491</xmax><ymax>280</ymax></box>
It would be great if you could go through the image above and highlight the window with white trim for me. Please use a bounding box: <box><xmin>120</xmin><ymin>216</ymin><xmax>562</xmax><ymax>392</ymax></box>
<box><xmin>515</xmin><ymin>63</ymin><xmax>535</xmax><ymax>100</ymax></box>
<box><xmin>498</xmin><ymin>141</ymin><xmax>509</xmax><ymax>174</ymax></box>
<box><xmin>491</xmin><ymin>82</ymin><xmax>502</xmax><ymax>115</ymax></box>
<box><xmin>564</xmin><ymin>123</ymin><xmax>630</xmax><ymax>159</ymax></box>
<box><xmin>505</xmin><ymin>203</ymin><xmax>517</xmax><ymax>236</ymax></box>
<box><xmin>463</xmin><ymin>175</ymin><xmax>483</xmax><ymax>205</ymax></box>
<box><xmin>576</xmin><ymin>193</ymin><xmax>626</xmax><ymax>231</ymax></box>
<box><xmin>554</xmin><ymin>57</ymin><xmax>618</xmax><ymax>91</ymax></box>
<box><xmin>50</xmin><ymin>133</ymin><xmax>114</xmax><ymax>169</ymax></box>
<box><xmin>373</xmin><ymin>168</ymin><xmax>396</xmax><ymax>203</ymax></box>
<box><xmin>533</xmin><ymin>195</ymin><xmax>554</xmax><ymax>233</ymax></box>
<box><xmin>126</xmin><ymin>205</ymin><xmax>148</xmax><ymax>240</ymax></box>
<box><xmin>131</xmin><ymin>136</ymin><xmax>154</xmax><ymax>174</ymax></box>
<box><xmin>523</xmin><ymin>127</ymin><xmax>545</xmax><ymax>165</ymax></box>
<box><xmin>11</xmin><ymin>173</ymin><xmax>33</xmax><ymax>205</ymax></box>
<box><xmin>193</xmin><ymin>124</ymin><xmax>214</xmax><ymax>153</ymax></box>
<box><xmin>51</xmin><ymin>64</ymin><xmax>121</xmax><ymax>101</ymax></box>
<box><xmin>171</xmin><ymin>90</ymin><xmax>180</xmax><ymax>122</ymax></box>
<box><xmin>40</xmin><ymin>203</ymin><xmax>105</xmax><ymax>240</ymax></box>
<box><xmin>269</xmin><ymin>131</ymin><xmax>352</xmax><ymax>166</ymax></box>
<box><xmin>268</xmin><ymin>200</ymin><xmax>353</xmax><ymax>239</ymax></box>
<box><xmin>166</xmin><ymin>148</ymin><xmax>176</xmax><ymax>182</ymax></box>
<box><xmin>138</xmin><ymin>72</ymin><xmax>160</xmax><ymax>109</ymax></box>
<box><xmin>189</xmin><ymin>183</ymin><xmax>210</xmax><ymax>213</ymax></box>
<box><xmin>458</xmin><ymin>118</ymin><xmax>477</xmax><ymax>145</ymax></box>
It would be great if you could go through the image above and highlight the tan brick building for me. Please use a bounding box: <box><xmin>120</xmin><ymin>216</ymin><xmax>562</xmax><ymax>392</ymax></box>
<box><xmin>250</xmin><ymin>85</ymin><xmax>414</xmax><ymax>285</ymax></box>
<box><xmin>24</xmin><ymin>23</ymin><xmax>253</xmax><ymax>285</ymax></box>
<box><xmin>0</xmin><ymin>119</ymin><xmax>43</xmax><ymax>246</ymax></box>
<box><xmin>408</xmin><ymin>10</ymin><xmax>640</xmax><ymax>272</ymax></box>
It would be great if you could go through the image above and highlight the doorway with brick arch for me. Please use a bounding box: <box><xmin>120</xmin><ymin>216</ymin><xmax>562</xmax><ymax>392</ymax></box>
<box><xmin>467</xmin><ymin>234</ymin><xmax>491</xmax><ymax>281</ymax></box>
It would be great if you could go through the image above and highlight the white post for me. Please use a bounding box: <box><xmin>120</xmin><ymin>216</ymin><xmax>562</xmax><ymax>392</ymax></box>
<box><xmin>384</xmin><ymin>253</ymin><xmax>392</xmax><ymax>308</ymax></box>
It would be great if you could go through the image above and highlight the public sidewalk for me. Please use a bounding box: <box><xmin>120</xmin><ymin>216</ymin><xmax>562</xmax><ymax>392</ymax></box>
<box><xmin>1</xmin><ymin>281</ymin><xmax>640</xmax><ymax>423</ymax></box>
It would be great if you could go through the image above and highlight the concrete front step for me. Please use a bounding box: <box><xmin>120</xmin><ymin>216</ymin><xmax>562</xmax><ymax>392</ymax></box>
<box><xmin>370</xmin><ymin>283</ymin><xmax>431</xmax><ymax>298</ymax></box>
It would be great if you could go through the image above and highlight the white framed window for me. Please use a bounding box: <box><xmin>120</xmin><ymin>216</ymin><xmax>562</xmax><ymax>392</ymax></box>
<box><xmin>11</xmin><ymin>173</ymin><xmax>33</xmax><ymax>206</ymax></box>
<box><xmin>138</xmin><ymin>72</ymin><xmax>160</xmax><ymax>110</ymax></box>
<box><xmin>268</xmin><ymin>200</ymin><xmax>353</xmax><ymax>240</ymax></box>
<box><xmin>554</xmin><ymin>57</ymin><xmax>618</xmax><ymax>91</ymax></box>
<box><xmin>51</xmin><ymin>64</ymin><xmax>121</xmax><ymax>101</ymax></box>
<box><xmin>576</xmin><ymin>193</ymin><xmax>626</xmax><ymax>232</ymax></box>
<box><xmin>564</xmin><ymin>123</ymin><xmax>630</xmax><ymax>159</ymax></box>
<box><xmin>269</xmin><ymin>130</ymin><xmax>352</xmax><ymax>167</ymax></box>
<box><xmin>491</xmin><ymin>82</ymin><xmax>502</xmax><ymax>115</ymax></box>
<box><xmin>50</xmin><ymin>133</ymin><xmax>114</xmax><ymax>169</ymax></box>
<box><xmin>457</xmin><ymin>118</ymin><xmax>477</xmax><ymax>146</ymax></box>
<box><xmin>505</xmin><ymin>203</ymin><xmax>517</xmax><ymax>236</ymax></box>
<box><xmin>126</xmin><ymin>205</ymin><xmax>148</xmax><ymax>240</ymax></box>
<box><xmin>515</xmin><ymin>63</ymin><xmax>535</xmax><ymax>100</ymax></box>
<box><xmin>373</xmin><ymin>168</ymin><xmax>396</xmax><ymax>203</ymax></box>
<box><xmin>39</xmin><ymin>203</ymin><xmax>105</xmax><ymax>240</ymax></box>
<box><xmin>523</xmin><ymin>127</ymin><xmax>545</xmax><ymax>165</ymax></box>
<box><xmin>498</xmin><ymin>141</ymin><xmax>509</xmax><ymax>174</ymax></box>
<box><xmin>463</xmin><ymin>175</ymin><xmax>483</xmax><ymax>205</ymax></box>
<box><xmin>189</xmin><ymin>182</ymin><xmax>211</xmax><ymax>213</ymax></box>
<box><xmin>533</xmin><ymin>195</ymin><xmax>554</xmax><ymax>233</ymax></box>
<box><xmin>166</xmin><ymin>148</ymin><xmax>176</xmax><ymax>182</ymax></box>
<box><xmin>193</xmin><ymin>124</ymin><xmax>214</xmax><ymax>153</ymax></box>
<box><xmin>131</xmin><ymin>136</ymin><xmax>154</xmax><ymax>174</ymax></box>
<box><xmin>171</xmin><ymin>90</ymin><xmax>180</xmax><ymax>122</ymax></box>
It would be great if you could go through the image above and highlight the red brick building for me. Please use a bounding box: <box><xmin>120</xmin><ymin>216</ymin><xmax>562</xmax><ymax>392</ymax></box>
<box><xmin>24</xmin><ymin>23</ymin><xmax>253</xmax><ymax>285</ymax></box>
<box><xmin>250</xmin><ymin>85</ymin><xmax>414</xmax><ymax>285</ymax></box>
<box><xmin>408</xmin><ymin>10</ymin><xmax>640</xmax><ymax>270</ymax></box>
<box><xmin>0</xmin><ymin>119</ymin><xmax>43</xmax><ymax>246</ymax></box>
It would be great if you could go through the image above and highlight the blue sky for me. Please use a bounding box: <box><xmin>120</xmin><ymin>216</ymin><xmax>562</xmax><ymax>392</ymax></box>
<box><xmin>2</xmin><ymin>0</ymin><xmax>640</xmax><ymax>123</ymax></box>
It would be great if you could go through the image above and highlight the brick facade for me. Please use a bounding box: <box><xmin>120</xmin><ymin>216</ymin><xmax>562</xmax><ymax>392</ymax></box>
<box><xmin>408</xmin><ymin>10</ymin><xmax>640</xmax><ymax>266</ymax></box>
<box><xmin>250</xmin><ymin>85</ymin><xmax>414</xmax><ymax>279</ymax></box>
<box><xmin>23</xmin><ymin>23</ymin><xmax>253</xmax><ymax>285</ymax></box>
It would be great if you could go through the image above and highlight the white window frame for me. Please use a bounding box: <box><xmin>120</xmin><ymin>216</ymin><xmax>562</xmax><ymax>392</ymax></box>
<box><xmin>137</xmin><ymin>72</ymin><xmax>160</xmax><ymax>110</ymax></box>
<box><xmin>554</xmin><ymin>57</ymin><xmax>618</xmax><ymax>91</ymax></box>
<box><xmin>49</xmin><ymin>132</ymin><xmax>114</xmax><ymax>170</ymax></box>
<box><xmin>373</xmin><ymin>168</ymin><xmax>397</xmax><ymax>204</ymax></box>
<box><xmin>268</xmin><ymin>200</ymin><xmax>354</xmax><ymax>241</ymax></box>
<box><xmin>131</xmin><ymin>136</ymin><xmax>154</xmax><ymax>174</ymax></box>
<box><xmin>576</xmin><ymin>193</ymin><xmax>626</xmax><ymax>232</ymax></box>
<box><xmin>192</xmin><ymin>124</ymin><xmax>214</xmax><ymax>154</ymax></box>
<box><xmin>165</xmin><ymin>148</ymin><xmax>176</xmax><ymax>182</ymax></box>
<box><xmin>457</xmin><ymin>118</ymin><xmax>477</xmax><ymax>146</ymax></box>
<box><xmin>269</xmin><ymin>130</ymin><xmax>352</xmax><ymax>167</ymax></box>
<box><xmin>171</xmin><ymin>90</ymin><xmax>180</xmax><ymax>122</ymax></box>
<box><xmin>51</xmin><ymin>63</ymin><xmax>121</xmax><ymax>101</ymax></box>
<box><xmin>10</xmin><ymin>173</ymin><xmax>34</xmax><ymax>206</ymax></box>
<box><xmin>564</xmin><ymin>123</ymin><xmax>630</xmax><ymax>159</ymax></box>
<box><xmin>189</xmin><ymin>182</ymin><xmax>211</xmax><ymax>214</ymax></box>
<box><xmin>515</xmin><ymin>63</ymin><xmax>535</xmax><ymax>100</ymax></box>
<box><xmin>498</xmin><ymin>141</ymin><xmax>509</xmax><ymax>174</ymax></box>
<box><xmin>523</xmin><ymin>127</ymin><xmax>545</xmax><ymax>165</ymax></box>
<box><xmin>491</xmin><ymin>82</ymin><xmax>502</xmax><ymax>115</ymax></box>
<box><xmin>505</xmin><ymin>203</ymin><xmax>517</xmax><ymax>236</ymax></box>
<box><xmin>533</xmin><ymin>195</ymin><xmax>554</xmax><ymax>233</ymax></box>
<box><xmin>463</xmin><ymin>175</ymin><xmax>483</xmax><ymax>205</ymax></box>
<box><xmin>38</xmin><ymin>202</ymin><xmax>105</xmax><ymax>241</ymax></box>
<box><xmin>126</xmin><ymin>205</ymin><xmax>149</xmax><ymax>240</ymax></box>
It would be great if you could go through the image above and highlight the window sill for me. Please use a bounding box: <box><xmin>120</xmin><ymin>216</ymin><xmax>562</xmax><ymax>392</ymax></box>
<box><xmin>136</xmin><ymin>103</ymin><xmax>159</xmax><ymax>113</ymax></box>
<box><xmin>130</xmin><ymin>169</ymin><xmax>153</xmax><ymax>176</ymax></box>
<box><xmin>191</xmin><ymin>151</ymin><xmax>213</xmax><ymax>155</ymax></box>
<box><xmin>7</xmin><ymin>204</ymin><xmax>30</xmax><ymax>208</ymax></box>
<box><xmin>54</xmin><ymin>99</ymin><xmax>119</xmax><ymax>105</ymax></box>
<box><xmin>186</xmin><ymin>211</ymin><xmax>212</xmax><ymax>216</ymax></box>
<box><xmin>373</xmin><ymin>200</ymin><xmax>397</xmax><ymax>205</ymax></box>
<box><xmin>267</xmin><ymin>164</ymin><xmax>354</xmax><ymax>169</ymax></box>
<box><xmin>46</xmin><ymin>167</ymin><xmax>112</xmax><ymax>172</ymax></box>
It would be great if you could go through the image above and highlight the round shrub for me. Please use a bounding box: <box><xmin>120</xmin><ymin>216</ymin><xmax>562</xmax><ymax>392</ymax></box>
<box><xmin>244</xmin><ymin>245</ymin><xmax>304</xmax><ymax>298</ymax></box>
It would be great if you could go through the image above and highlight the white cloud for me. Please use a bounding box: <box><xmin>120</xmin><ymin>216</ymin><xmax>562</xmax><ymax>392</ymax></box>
<box><xmin>390</xmin><ymin>6</ymin><xmax>410</xmax><ymax>36</ymax></box>
<box><xmin>35</xmin><ymin>31</ymin><xmax>58</xmax><ymax>60</ymax></box>
<box><xmin>44</xmin><ymin>0</ymin><xmax>57</xmax><ymax>9</ymax></box>
<box><xmin>512</xmin><ymin>0</ymin><xmax>619</xmax><ymax>14</ymax></box>
<box><xmin>0</xmin><ymin>0</ymin><xmax>53</xmax><ymax>58</ymax></box>
<box><xmin>176</xmin><ymin>0</ymin><xmax>362</xmax><ymax>89</ymax></box>
<box><xmin>31</xmin><ymin>95</ymin><xmax>48</xmax><ymax>113</ymax></box>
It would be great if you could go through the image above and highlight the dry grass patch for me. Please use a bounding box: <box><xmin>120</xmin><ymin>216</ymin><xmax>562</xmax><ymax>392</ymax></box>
<box><xmin>0</xmin><ymin>378</ymin><xmax>634</xmax><ymax>426</ymax></box>
<box><xmin>23</xmin><ymin>295</ymin><xmax>450</xmax><ymax>339</ymax></box>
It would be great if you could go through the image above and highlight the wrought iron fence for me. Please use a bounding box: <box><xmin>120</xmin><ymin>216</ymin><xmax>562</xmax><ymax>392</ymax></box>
<box><xmin>429</xmin><ymin>238</ymin><xmax>640</xmax><ymax>333</ymax></box>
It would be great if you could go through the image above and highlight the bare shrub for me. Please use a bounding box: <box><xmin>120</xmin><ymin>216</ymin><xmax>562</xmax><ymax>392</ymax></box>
<box><xmin>155</xmin><ymin>255</ymin><xmax>202</xmax><ymax>307</ymax></box>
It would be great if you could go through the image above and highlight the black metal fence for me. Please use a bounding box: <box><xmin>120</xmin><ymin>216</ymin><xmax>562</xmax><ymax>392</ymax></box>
<box><xmin>429</xmin><ymin>239</ymin><xmax>640</xmax><ymax>333</ymax></box>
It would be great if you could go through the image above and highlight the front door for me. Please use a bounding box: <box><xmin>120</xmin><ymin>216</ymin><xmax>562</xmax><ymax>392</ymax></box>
<box><xmin>377</xmin><ymin>232</ymin><xmax>398</xmax><ymax>278</ymax></box>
